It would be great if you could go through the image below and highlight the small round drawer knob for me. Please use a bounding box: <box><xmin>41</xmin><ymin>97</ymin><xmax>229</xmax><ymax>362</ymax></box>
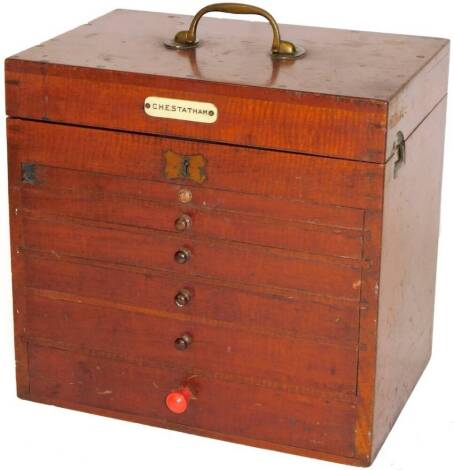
<box><xmin>166</xmin><ymin>387</ymin><xmax>192</xmax><ymax>414</ymax></box>
<box><xmin>175</xmin><ymin>289</ymin><xmax>192</xmax><ymax>308</ymax></box>
<box><xmin>174</xmin><ymin>248</ymin><xmax>191</xmax><ymax>264</ymax></box>
<box><xmin>178</xmin><ymin>188</ymin><xmax>192</xmax><ymax>204</ymax></box>
<box><xmin>175</xmin><ymin>214</ymin><xmax>192</xmax><ymax>232</ymax></box>
<box><xmin>174</xmin><ymin>333</ymin><xmax>193</xmax><ymax>351</ymax></box>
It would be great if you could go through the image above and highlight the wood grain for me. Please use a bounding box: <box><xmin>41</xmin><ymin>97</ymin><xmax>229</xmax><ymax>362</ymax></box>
<box><xmin>5</xmin><ymin>7</ymin><xmax>449</xmax><ymax>465</ymax></box>
<box><xmin>16</xmin><ymin>164</ymin><xmax>365</xmax><ymax>230</ymax></box>
<box><xmin>18</xmin><ymin>169</ymin><xmax>364</xmax><ymax>259</ymax></box>
<box><xmin>5</xmin><ymin>10</ymin><xmax>448</xmax><ymax>161</ymax></box>
<box><xmin>353</xmin><ymin>209</ymin><xmax>384</xmax><ymax>464</ymax></box>
<box><xmin>21</xmin><ymin>215</ymin><xmax>363</xmax><ymax>299</ymax></box>
<box><xmin>24</xmin><ymin>254</ymin><xmax>360</xmax><ymax>345</ymax></box>
<box><xmin>7</xmin><ymin>9</ymin><xmax>447</xmax><ymax>101</ymax></box>
<box><xmin>372</xmin><ymin>97</ymin><xmax>447</xmax><ymax>458</ymax></box>
<box><xmin>5</xmin><ymin>59</ymin><xmax>387</xmax><ymax>161</ymax></box>
<box><xmin>386</xmin><ymin>43</ymin><xmax>449</xmax><ymax>158</ymax></box>
<box><xmin>25</xmin><ymin>293</ymin><xmax>358</xmax><ymax>396</ymax></box>
<box><xmin>7</xmin><ymin>143</ymin><xmax>29</xmax><ymax>397</ymax></box>
<box><xmin>7</xmin><ymin>119</ymin><xmax>383</xmax><ymax>209</ymax></box>
<box><xmin>28</xmin><ymin>344</ymin><xmax>357</xmax><ymax>457</ymax></box>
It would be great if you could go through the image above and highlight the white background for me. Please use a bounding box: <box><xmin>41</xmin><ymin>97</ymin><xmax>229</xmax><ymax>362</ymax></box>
<box><xmin>0</xmin><ymin>1</ymin><xmax>452</xmax><ymax>469</ymax></box>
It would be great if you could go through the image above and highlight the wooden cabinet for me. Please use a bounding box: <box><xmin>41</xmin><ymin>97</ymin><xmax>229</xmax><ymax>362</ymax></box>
<box><xmin>5</xmin><ymin>5</ymin><xmax>449</xmax><ymax>466</ymax></box>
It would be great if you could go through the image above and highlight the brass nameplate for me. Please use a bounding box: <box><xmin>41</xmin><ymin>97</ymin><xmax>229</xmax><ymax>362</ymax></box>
<box><xmin>144</xmin><ymin>97</ymin><xmax>218</xmax><ymax>124</ymax></box>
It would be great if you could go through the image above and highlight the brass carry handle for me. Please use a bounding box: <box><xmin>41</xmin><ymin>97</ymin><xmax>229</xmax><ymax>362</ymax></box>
<box><xmin>164</xmin><ymin>3</ymin><xmax>305</xmax><ymax>59</ymax></box>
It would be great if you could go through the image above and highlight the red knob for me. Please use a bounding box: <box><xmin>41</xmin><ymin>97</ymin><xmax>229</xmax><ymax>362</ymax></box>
<box><xmin>166</xmin><ymin>388</ymin><xmax>192</xmax><ymax>414</ymax></box>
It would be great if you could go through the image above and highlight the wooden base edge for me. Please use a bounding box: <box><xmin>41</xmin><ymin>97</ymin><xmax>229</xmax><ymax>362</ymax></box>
<box><xmin>18</xmin><ymin>394</ymin><xmax>370</xmax><ymax>466</ymax></box>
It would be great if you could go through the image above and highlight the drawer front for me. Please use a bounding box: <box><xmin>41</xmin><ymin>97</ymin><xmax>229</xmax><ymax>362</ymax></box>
<box><xmin>22</xmin><ymin>216</ymin><xmax>362</xmax><ymax>300</ymax></box>
<box><xmin>7</xmin><ymin>119</ymin><xmax>382</xmax><ymax>209</ymax></box>
<box><xmin>20</xmin><ymin>166</ymin><xmax>363</xmax><ymax>259</ymax></box>
<box><xmin>19</xmin><ymin>165</ymin><xmax>365</xmax><ymax>231</ymax></box>
<box><xmin>28</xmin><ymin>344</ymin><xmax>357</xmax><ymax>457</ymax></box>
<box><xmin>25</xmin><ymin>255</ymin><xmax>359</xmax><ymax>344</ymax></box>
<box><xmin>25</xmin><ymin>293</ymin><xmax>358</xmax><ymax>396</ymax></box>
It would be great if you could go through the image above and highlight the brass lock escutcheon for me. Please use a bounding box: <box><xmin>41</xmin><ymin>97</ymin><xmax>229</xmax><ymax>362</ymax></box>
<box><xmin>164</xmin><ymin>150</ymin><xmax>207</xmax><ymax>184</ymax></box>
<box><xmin>164</xmin><ymin>3</ymin><xmax>305</xmax><ymax>59</ymax></box>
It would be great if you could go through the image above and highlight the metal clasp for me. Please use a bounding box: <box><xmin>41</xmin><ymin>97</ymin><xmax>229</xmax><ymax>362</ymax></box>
<box><xmin>393</xmin><ymin>131</ymin><xmax>406</xmax><ymax>178</ymax></box>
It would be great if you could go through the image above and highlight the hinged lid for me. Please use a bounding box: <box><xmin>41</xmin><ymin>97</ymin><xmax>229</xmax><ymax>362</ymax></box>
<box><xmin>5</xmin><ymin>7</ymin><xmax>449</xmax><ymax>162</ymax></box>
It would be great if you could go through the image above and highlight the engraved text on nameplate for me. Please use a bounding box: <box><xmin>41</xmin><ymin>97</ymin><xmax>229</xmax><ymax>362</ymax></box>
<box><xmin>144</xmin><ymin>97</ymin><xmax>218</xmax><ymax>123</ymax></box>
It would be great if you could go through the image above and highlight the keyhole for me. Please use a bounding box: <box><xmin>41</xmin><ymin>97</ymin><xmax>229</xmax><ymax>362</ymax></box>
<box><xmin>182</xmin><ymin>158</ymin><xmax>190</xmax><ymax>177</ymax></box>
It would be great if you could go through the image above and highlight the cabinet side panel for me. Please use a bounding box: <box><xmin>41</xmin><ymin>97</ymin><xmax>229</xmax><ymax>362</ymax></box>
<box><xmin>373</xmin><ymin>97</ymin><xmax>447</xmax><ymax>457</ymax></box>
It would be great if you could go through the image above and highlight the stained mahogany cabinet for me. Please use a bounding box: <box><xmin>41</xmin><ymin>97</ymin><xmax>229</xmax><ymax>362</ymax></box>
<box><xmin>5</xmin><ymin>5</ymin><xmax>449</xmax><ymax>466</ymax></box>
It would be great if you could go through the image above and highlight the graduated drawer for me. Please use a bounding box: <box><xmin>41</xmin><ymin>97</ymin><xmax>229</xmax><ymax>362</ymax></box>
<box><xmin>27</xmin><ymin>344</ymin><xmax>357</xmax><ymax>457</ymax></box>
<box><xmin>21</xmin><ymin>215</ymin><xmax>362</xmax><ymax>300</ymax></box>
<box><xmin>18</xmin><ymin>165</ymin><xmax>364</xmax><ymax>259</ymax></box>
<box><xmin>7</xmin><ymin>119</ymin><xmax>382</xmax><ymax>210</ymax></box>
<box><xmin>25</xmin><ymin>255</ymin><xmax>360</xmax><ymax>345</ymax></box>
<box><xmin>25</xmin><ymin>292</ymin><xmax>358</xmax><ymax>396</ymax></box>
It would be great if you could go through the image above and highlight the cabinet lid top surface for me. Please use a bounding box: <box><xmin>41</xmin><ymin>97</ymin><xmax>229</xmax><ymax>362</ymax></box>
<box><xmin>9</xmin><ymin>8</ymin><xmax>448</xmax><ymax>101</ymax></box>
